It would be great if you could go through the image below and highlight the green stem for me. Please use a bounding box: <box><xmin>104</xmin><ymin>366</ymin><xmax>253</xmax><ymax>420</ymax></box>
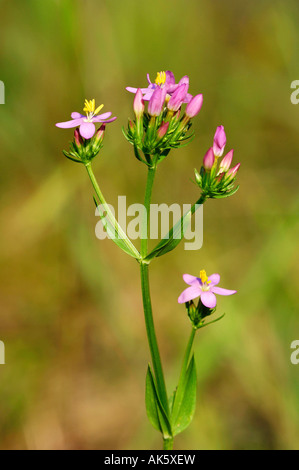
<box><xmin>140</xmin><ymin>164</ymin><xmax>169</xmax><ymax>414</ymax></box>
<box><xmin>141</xmin><ymin>166</ymin><xmax>156</xmax><ymax>258</ymax></box>
<box><xmin>191</xmin><ymin>193</ymin><xmax>207</xmax><ymax>216</ymax></box>
<box><xmin>85</xmin><ymin>162</ymin><xmax>140</xmax><ymax>260</ymax></box>
<box><xmin>180</xmin><ymin>329</ymin><xmax>196</xmax><ymax>381</ymax></box>
<box><xmin>140</xmin><ymin>262</ymin><xmax>169</xmax><ymax>413</ymax></box>
<box><xmin>163</xmin><ymin>437</ymin><xmax>174</xmax><ymax>450</ymax></box>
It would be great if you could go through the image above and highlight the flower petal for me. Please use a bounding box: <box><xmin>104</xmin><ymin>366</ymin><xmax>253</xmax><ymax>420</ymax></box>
<box><xmin>183</xmin><ymin>93</ymin><xmax>193</xmax><ymax>103</ymax></box>
<box><xmin>79</xmin><ymin>122</ymin><xmax>96</xmax><ymax>139</ymax></box>
<box><xmin>177</xmin><ymin>75</ymin><xmax>189</xmax><ymax>88</ymax></box>
<box><xmin>211</xmin><ymin>286</ymin><xmax>237</xmax><ymax>296</ymax></box>
<box><xmin>165</xmin><ymin>71</ymin><xmax>176</xmax><ymax>85</ymax></box>
<box><xmin>56</xmin><ymin>118</ymin><xmax>83</xmax><ymax>129</ymax></box>
<box><xmin>178</xmin><ymin>285</ymin><xmax>202</xmax><ymax>304</ymax></box>
<box><xmin>208</xmin><ymin>273</ymin><xmax>220</xmax><ymax>286</ymax></box>
<box><xmin>143</xmin><ymin>91</ymin><xmax>155</xmax><ymax>101</ymax></box>
<box><xmin>201</xmin><ymin>291</ymin><xmax>217</xmax><ymax>308</ymax></box>
<box><xmin>126</xmin><ymin>86</ymin><xmax>152</xmax><ymax>94</ymax></box>
<box><xmin>71</xmin><ymin>112</ymin><xmax>84</xmax><ymax>119</ymax></box>
<box><xmin>92</xmin><ymin>112</ymin><xmax>112</xmax><ymax>122</ymax></box>
<box><xmin>101</xmin><ymin>116</ymin><xmax>117</xmax><ymax>123</ymax></box>
<box><xmin>182</xmin><ymin>274</ymin><xmax>199</xmax><ymax>286</ymax></box>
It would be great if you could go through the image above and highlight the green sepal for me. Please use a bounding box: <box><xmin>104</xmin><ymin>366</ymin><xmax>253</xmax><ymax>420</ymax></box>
<box><xmin>63</xmin><ymin>150</ymin><xmax>82</xmax><ymax>164</ymax></box>
<box><xmin>145</xmin><ymin>366</ymin><xmax>173</xmax><ymax>439</ymax></box>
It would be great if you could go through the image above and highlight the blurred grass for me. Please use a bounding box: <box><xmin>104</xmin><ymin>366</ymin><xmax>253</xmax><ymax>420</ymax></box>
<box><xmin>0</xmin><ymin>0</ymin><xmax>299</xmax><ymax>450</ymax></box>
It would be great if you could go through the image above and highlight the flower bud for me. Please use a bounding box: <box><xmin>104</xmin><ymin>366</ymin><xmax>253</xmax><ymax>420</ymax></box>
<box><xmin>148</xmin><ymin>87</ymin><xmax>166</xmax><ymax>116</ymax></box>
<box><xmin>203</xmin><ymin>147</ymin><xmax>215</xmax><ymax>170</ymax></box>
<box><xmin>167</xmin><ymin>84</ymin><xmax>188</xmax><ymax>112</ymax></box>
<box><xmin>93</xmin><ymin>124</ymin><xmax>106</xmax><ymax>147</ymax></box>
<box><xmin>227</xmin><ymin>162</ymin><xmax>241</xmax><ymax>178</ymax></box>
<box><xmin>74</xmin><ymin>128</ymin><xmax>83</xmax><ymax>147</ymax></box>
<box><xmin>219</xmin><ymin>149</ymin><xmax>233</xmax><ymax>172</ymax></box>
<box><xmin>128</xmin><ymin>120</ymin><xmax>135</xmax><ymax>132</ymax></box>
<box><xmin>157</xmin><ymin>121</ymin><xmax>169</xmax><ymax>139</ymax></box>
<box><xmin>185</xmin><ymin>94</ymin><xmax>203</xmax><ymax>118</ymax></box>
<box><xmin>213</xmin><ymin>125</ymin><xmax>226</xmax><ymax>156</ymax></box>
<box><xmin>216</xmin><ymin>172</ymin><xmax>225</xmax><ymax>182</ymax></box>
<box><xmin>133</xmin><ymin>88</ymin><xmax>144</xmax><ymax>119</ymax></box>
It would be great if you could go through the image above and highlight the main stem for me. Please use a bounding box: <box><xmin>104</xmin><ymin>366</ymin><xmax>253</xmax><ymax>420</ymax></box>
<box><xmin>140</xmin><ymin>262</ymin><xmax>168</xmax><ymax>412</ymax></box>
<box><xmin>141</xmin><ymin>166</ymin><xmax>156</xmax><ymax>258</ymax></box>
<box><xmin>140</xmin><ymin>165</ymin><xmax>169</xmax><ymax>414</ymax></box>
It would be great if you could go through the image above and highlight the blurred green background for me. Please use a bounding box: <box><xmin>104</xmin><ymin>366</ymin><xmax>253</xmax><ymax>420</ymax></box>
<box><xmin>1</xmin><ymin>0</ymin><xmax>299</xmax><ymax>450</ymax></box>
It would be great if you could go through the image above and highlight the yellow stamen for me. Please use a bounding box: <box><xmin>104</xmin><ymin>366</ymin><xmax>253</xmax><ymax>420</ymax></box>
<box><xmin>94</xmin><ymin>104</ymin><xmax>104</xmax><ymax>115</ymax></box>
<box><xmin>155</xmin><ymin>71</ymin><xmax>166</xmax><ymax>86</ymax></box>
<box><xmin>199</xmin><ymin>270</ymin><xmax>210</xmax><ymax>285</ymax></box>
<box><xmin>83</xmin><ymin>99</ymin><xmax>104</xmax><ymax>117</ymax></box>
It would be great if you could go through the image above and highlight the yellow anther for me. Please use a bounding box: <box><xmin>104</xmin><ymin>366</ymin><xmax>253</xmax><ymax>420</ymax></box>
<box><xmin>199</xmin><ymin>270</ymin><xmax>210</xmax><ymax>284</ymax></box>
<box><xmin>83</xmin><ymin>99</ymin><xmax>104</xmax><ymax>116</ymax></box>
<box><xmin>94</xmin><ymin>104</ymin><xmax>104</xmax><ymax>115</ymax></box>
<box><xmin>155</xmin><ymin>71</ymin><xmax>166</xmax><ymax>86</ymax></box>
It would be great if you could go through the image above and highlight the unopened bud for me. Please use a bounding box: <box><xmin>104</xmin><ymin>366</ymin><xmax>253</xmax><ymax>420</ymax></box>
<box><xmin>167</xmin><ymin>84</ymin><xmax>188</xmax><ymax>112</ymax></box>
<box><xmin>128</xmin><ymin>120</ymin><xmax>135</xmax><ymax>132</ymax></box>
<box><xmin>203</xmin><ymin>147</ymin><xmax>215</xmax><ymax>170</ymax></box>
<box><xmin>213</xmin><ymin>125</ymin><xmax>226</xmax><ymax>157</ymax></box>
<box><xmin>74</xmin><ymin>128</ymin><xmax>83</xmax><ymax>147</ymax></box>
<box><xmin>133</xmin><ymin>88</ymin><xmax>145</xmax><ymax>119</ymax></box>
<box><xmin>157</xmin><ymin>121</ymin><xmax>169</xmax><ymax>139</ymax></box>
<box><xmin>227</xmin><ymin>162</ymin><xmax>241</xmax><ymax>178</ymax></box>
<box><xmin>219</xmin><ymin>149</ymin><xmax>233</xmax><ymax>173</ymax></box>
<box><xmin>148</xmin><ymin>87</ymin><xmax>167</xmax><ymax>117</ymax></box>
<box><xmin>93</xmin><ymin>124</ymin><xmax>106</xmax><ymax>146</ymax></box>
<box><xmin>185</xmin><ymin>94</ymin><xmax>203</xmax><ymax>118</ymax></box>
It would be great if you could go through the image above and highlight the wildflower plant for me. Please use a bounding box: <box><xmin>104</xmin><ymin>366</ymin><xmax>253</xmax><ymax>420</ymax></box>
<box><xmin>55</xmin><ymin>70</ymin><xmax>240</xmax><ymax>450</ymax></box>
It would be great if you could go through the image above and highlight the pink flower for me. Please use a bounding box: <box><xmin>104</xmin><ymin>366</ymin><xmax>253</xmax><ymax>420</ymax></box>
<box><xmin>167</xmin><ymin>83</ymin><xmax>189</xmax><ymax>112</ymax></box>
<box><xmin>56</xmin><ymin>99</ymin><xmax>117</xmax><ymax>139</ymax></box>
<box><xmin>213</xmin><ymin>125</ymin><xmax>226</xmax><ymax>157</ymax></box>
<box><xmin>126</xmin><ymin>70</ymin><xmax>192</xmax><ymax>103</ymax></box>
<box><xmin>148</xmin><ymin>87</ymin><xmax>167</xmax><ymax>116</ymax></box>
<box><xmin>219</xmin><ymin>149</ymin><xmax>234</xmax><ymax>172</ymax></box>
<box><xmin>157</xmin><ymin>121</ymin><xmax>169</xmax><ymax>139</ymax></box>
<box><xmin>185</xmin><ymin>94</ymin><xmax>203</xmax><ymax>118</ymax></box>
<box><xmin>178</xmin><ymin>270</ymin><xmax>236</xmax><ymax>309</ymax></box>
<box><xmin>203</xmin><ymin>147</ymin><xmax>215</xmax><ymax>170</ymax></box>
<box><xmin>227</xmin><ymin>162</ymin><xmax>241</xmax><ymax>178</ymax></box>
<box><xmin>133</xmin><ymin>88</ymin><xmax>145</xmax><ymax>118</ymax></box>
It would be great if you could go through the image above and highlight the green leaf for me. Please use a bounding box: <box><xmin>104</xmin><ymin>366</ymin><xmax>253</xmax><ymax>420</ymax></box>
<box><xmin>145</xmin><ymin>366</ymin><xmax>173</xmax><ymax>438</ymax></box>
<box><xmin>94</xmin><ymin>195</ymin><xmax>140</xmax><ymax>260</ymax></box>
<box><xmin>144</xmin><ymin>207</ymin><xmax>193</xmax><ymax>262</ymax></box>
<box><xmin>171</xmin><ymin>355</ymin><xmax>197</xmax><ymax>436</ymax></box>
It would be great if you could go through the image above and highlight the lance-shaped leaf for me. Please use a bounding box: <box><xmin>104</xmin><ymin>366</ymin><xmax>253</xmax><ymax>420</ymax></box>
<box><xmin>144</xmin><ymin>198</ymin><xmax>204</xmax><ymax>262</ymax></box>
<box><xmin>145</xmin><ymin>366</ymin><xmax>173</xmax><ymax>439</ymax></box>
<box><xmin>93</xmin><ymin>195</ymin><xmax>140</xmax><ymax>260</ymax></box>
<box><xmin>171</xmin><ymin>355</ymin><xmax>197</xmax><ymax>436</ymax></box>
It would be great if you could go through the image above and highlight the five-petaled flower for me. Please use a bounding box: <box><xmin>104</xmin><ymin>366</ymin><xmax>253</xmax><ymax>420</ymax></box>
<box><xmin>56</xmin><ymin>99</ymin><xmax>117</xmax><ymax>139</ymax></box>
<box><xmin>126</xmin><ymin>70</ymin><xmax>192</xmax><ymax>103</ymax></box>
<box><xmin>178</xmin><ymin>270</ymin><xmax>236</xmax><ymax>308</ymax></box>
